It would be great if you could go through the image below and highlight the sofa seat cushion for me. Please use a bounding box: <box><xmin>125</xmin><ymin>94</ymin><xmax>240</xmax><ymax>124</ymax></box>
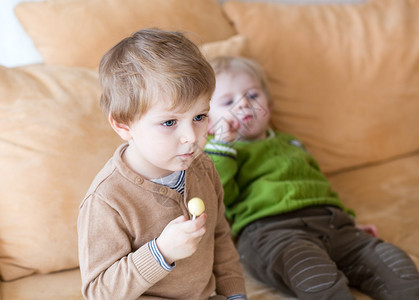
<box><xmin>328</xmin><ymin>152</ymin><xmax>419</xmax><ymax>264</ymax></box>
<box><xmin>0</xmin><ymin>266</ymin><xmax>373</xmax><ymax>300</ymax></box>
<box><xmin>0</xmin><ymin>268</ymin><xmax>82</xmax><ymax>300</ymax></box>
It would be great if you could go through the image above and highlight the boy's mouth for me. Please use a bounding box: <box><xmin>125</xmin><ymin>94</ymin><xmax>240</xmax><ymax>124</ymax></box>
<box><xmin>178</xmin><ymin>152</ymin><xmax>194</xmax><ymax>159</ymax></box>
<box><xmin>242</xmin><ymin>114</ymin><xmax>254</xmax><ymax>123</ymax></box>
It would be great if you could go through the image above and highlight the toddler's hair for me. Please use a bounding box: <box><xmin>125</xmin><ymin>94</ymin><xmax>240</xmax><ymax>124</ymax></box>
<box><xmin>99</xmin><ymin>28</ymin><xmax>215</xmax><ymax>124</ymax></box>
<box><xmin>209</xmin><ymin>56</ymin><xmax>271</xmax><ymax>103</ymax></box>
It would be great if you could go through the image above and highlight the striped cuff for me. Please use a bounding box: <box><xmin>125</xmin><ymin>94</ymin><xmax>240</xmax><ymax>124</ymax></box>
<box><xmin>149</xmin><ymin>238</ymin><xmax>175</xmax><ymax>271</ymax></box>
<box><xmin>204</xmin><ymin>139</ymin><xmax>237</xmax><ymax>159</ymax></box>
<box><xmin>227</xmin><ymin>294</ymin><xmax>247</xmax><ymax>300</ymax></box>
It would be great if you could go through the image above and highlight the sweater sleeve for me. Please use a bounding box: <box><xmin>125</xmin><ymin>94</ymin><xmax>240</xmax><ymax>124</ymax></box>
<box><xmin>204</xmin><ymin>139</ymin><xmax>240</xmax><ymax>210</ymax></box>
<box><xmin>209</xmin><ymin>158</ymin><xmax>247</xmax><ymax>297</ymax></box>
<box><xmin>78</xmin><ymin>194</ymin><xmax>170</xmax><ymax>299</ymax></box>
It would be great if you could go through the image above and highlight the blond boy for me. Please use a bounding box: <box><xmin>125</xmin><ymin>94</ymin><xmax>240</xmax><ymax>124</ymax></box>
<box><xmin>78</xmin><ymin>29</ymin><xmax>247</xmax><ymax>300</ymax></box>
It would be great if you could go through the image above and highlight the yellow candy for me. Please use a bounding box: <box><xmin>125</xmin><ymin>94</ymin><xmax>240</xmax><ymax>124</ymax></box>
<box><xmin>188</xmin><ymin>197</ymin><xmax>205</xmax><ymax>217</ymax></box>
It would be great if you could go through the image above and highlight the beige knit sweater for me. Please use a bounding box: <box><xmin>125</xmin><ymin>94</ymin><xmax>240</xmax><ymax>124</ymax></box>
<box><xmin>78</xmin><ymin>144</ymin><xmax>246</xmax><ymax>299</ymax></box>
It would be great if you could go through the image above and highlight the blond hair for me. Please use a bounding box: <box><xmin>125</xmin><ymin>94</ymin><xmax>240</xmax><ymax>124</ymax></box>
<box><xmin>209</xmin><ymin>56</ymin><xmax>271</xmax><ymax>103</ymax></box>
<box><xmin>99</xmin><ymin>28</ymin><xmax>215</xmax><ymax>124</ymax></box>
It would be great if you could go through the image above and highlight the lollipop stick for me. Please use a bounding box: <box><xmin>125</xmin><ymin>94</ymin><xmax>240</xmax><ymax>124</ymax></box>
<box><xmin>192</xmin><ymin>215</ymin><xmax>196</xmax><ymax>221</ymax></box>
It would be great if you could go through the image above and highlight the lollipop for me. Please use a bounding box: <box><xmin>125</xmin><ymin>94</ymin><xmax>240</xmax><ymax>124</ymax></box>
<box><xmin>188</xmin><ymin>197</ymin><xmax>205</xmax><ymax>220</ymax></box>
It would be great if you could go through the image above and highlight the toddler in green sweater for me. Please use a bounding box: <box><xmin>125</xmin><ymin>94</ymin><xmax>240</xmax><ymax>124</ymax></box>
<box><xmin>204</xmin><ymin>56</ymin><xmax>419</xmax><ymax>300</ymax></box>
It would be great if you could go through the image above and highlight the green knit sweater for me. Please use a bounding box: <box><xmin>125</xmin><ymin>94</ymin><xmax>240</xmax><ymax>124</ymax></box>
<box><xmin>204</xmin><ymin>129</ymin><xmax>352</xmax><ymax>236</ymax></box>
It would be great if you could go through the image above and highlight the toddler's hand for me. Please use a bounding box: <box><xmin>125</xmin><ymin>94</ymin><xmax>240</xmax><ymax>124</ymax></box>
<box><xmin>211</xmin><ymin>118</ymin><xmax>240</xmax><ymax>143</ymax></box>
<box><xmin>156</xmin><ymin>214</ymin><xmax>207</xmax><ymax>264</ymax></box>
<box><xmin>356</xmin><ymin>223</ymin><xmax>378</xmax><ymax>237</ymax></box>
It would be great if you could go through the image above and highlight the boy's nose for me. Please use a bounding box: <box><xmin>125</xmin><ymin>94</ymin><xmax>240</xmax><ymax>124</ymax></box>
<box><xmin>180</xmin><ymin>126</ymin><xmax>197</xmax><ymax>144</ymax></box>
<box><xmin>236</xmin><ymin>94</ymin><xmax>251</xmax><ymax>110</ymax></box>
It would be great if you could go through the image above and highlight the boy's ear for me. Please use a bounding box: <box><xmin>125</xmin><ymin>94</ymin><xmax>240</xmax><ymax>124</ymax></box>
<box><xmin>108</xmin><ymin>115</ymin><xmax>132</xmax><ymax>141</ymax></box>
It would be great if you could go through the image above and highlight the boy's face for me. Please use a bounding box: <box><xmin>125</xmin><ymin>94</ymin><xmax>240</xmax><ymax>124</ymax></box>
<box><xmin>208</xmin><ymin>70</ymin><xmax>271</xmax><ymax>141</ymax></box>
<box><xmin>120</xmin><ymin>94</ymin><xmax>210</xmax><ymax>179</ymax></box>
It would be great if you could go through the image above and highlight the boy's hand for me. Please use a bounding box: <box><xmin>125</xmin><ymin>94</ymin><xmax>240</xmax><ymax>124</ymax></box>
<box><xmin>156</xmin><ymin>214</ymin><xmax>207</xmax><ymax>264</ymax></box>
<box><xmin>212</xmin><ymin>118</ymin><xmax>240</xmax><ymax>143</ymax></box>
<box><xmin>356</xmin><ymin>223</ymin><xmax>378</xmax><ymax>237</ymax></box>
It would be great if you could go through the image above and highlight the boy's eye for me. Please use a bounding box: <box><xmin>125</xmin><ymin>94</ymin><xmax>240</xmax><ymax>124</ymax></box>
<box><xmin>194</xmin><ymin>114</ymin><xmax>207</xmax><ymax>122</ymax></box>
<box><xmin>222</xmin><ymin>98</ymin><xmax>234</xmax><ymax>106</ymax></box>
<box><xmin>162</xmin><ymin>120</ymin><xmax>176</xmax><ymax>127</ymax></box>
<box><xmin>246</xmin><ymin>92</ymin><xmax>259</xmax><ymax>100</ymax></box>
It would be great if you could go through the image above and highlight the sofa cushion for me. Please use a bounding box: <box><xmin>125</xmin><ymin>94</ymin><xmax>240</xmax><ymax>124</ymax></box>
<box><xmin>0</xmin><ymin>65</ymin><xmax>121</xmax><ymax>281</ymax></box>
<box><xmin>200</xmin><ymin>34</ymin><xmax>250</xmax><ymax>60</ymax></box>
<box><xmin>0</xmin><ymin>268</ymin><xmax>82</xmax><ymax>300</ymax></box>
<box><xmin>0</xmin><ymin>265</ymin><xmax>371</xmax><ymax>300</ymax></box>
<box><xmin>328</xmin><ymin>152</ymin><xmax>419</xmax><ymax>262</ymax></box>
<box><xmin>223</xmin><ymin>0</ymin><xmax>419</xmax><ymax>173</ymax></box>
<box><xmin>15</xmin><ymin>0</ymin><xmax>236</xmax><ymax>69</ymax></box>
